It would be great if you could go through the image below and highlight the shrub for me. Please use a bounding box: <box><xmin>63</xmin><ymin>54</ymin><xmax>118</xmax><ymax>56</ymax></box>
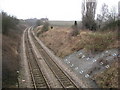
<box><xmin>36</xmin><ymin>22</ymin><xmax>49</xmax><ymax>37</ymax></box>
<box><xmin>2</xmin><ymin>12</ymin><xmax>19</xmax><ymax>34</ymax></box>
<box><xmin>41</xmin><ymin>22</ymin><xmax>49</xmax><ymax>33</ymax></box>
<box><xmin>36</xmin><ymin>20</ymin><xmax>43</xmax><ymax>26</ymax></box>
<box><xmin>102</xmin><ymin>20</ymin><xmax>120</xmax><ymax>30</ymax></box>
<box><xmin>70</xmin><ymin>21</ymin><xmax>79</xmax><ymax>36</ymax></box>
<box><xmin>80</xmin><ymin>31</ymin><xmax>117</xmax><ymax>53</ymax></box>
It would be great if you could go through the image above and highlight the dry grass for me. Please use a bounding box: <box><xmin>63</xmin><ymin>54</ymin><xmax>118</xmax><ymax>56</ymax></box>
<box><xmin>39</xmin><ymin>26</ymin><xmax>73</xmax><ymax>57</ymax></box>
<box><xmin>2</xmin><ymin>34</ymin><xmax>19</xmax><ymax>87</ymax></box>
<box><xmin>37</xmin><ymin>26</ymin><xmax>119</xmax><ymax>88</ymax></box>
<box><xmin>34</xmin><ymin>25</ymin><xmax>43</xmax><ymax>36</ymax></box>
<box><xmin>80</xmin><ymin>30</ymin><xmax>118</xmax><ymax>53</ymax></box>
<box><xmin>92</xmin><ymin>61</ymin><xmax>118</xmax><ymax>88</ymax></box>
<box><xmin>2</xmin><ymin>27</ymin><xmax>23</xmax><ymax>87</ymax></box>
<box><xmin>38</xmin><ymin>27</ymin><xmax>118</xmax><ymax>58</ymax></box>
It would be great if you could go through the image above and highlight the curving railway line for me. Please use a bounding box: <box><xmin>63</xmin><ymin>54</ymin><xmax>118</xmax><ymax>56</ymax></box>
<box><xmin>24</xmin><ymin>27</ymin><xmax>80</xmax><ymax>89</ymax></box>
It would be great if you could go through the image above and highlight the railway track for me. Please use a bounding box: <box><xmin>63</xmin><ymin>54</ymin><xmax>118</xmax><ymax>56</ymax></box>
<box><xmin>29</xmin><ymin>28</ymin><xmax>79</xmax><ymax>89</ymax></box>
<box><xmin>24</xmin><ymin>28</ymin><xmax>50</xmax><ymax>89</ymax></box>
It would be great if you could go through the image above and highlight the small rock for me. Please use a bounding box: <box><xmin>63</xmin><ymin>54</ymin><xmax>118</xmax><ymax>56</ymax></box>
<box><xmin>17</xmin><ymin>71</ymin><xmax>19</xmax><ymax>73</ymax></box>
<box><xmin>75</xmin><ymin>67</ymin><xmax>78</xmax><ymax>70</ymax></box>
<box><xmin>105</xmin><ymin>65</ymin><xmax>110</xmax><ymax>68</ymax></box>
<box><xmin>93</xmin><ymin>59</ymin><xmax>97</xmax><ymax>62</ymax></box>
<box><xmin>112</xmin><ymin>53</ymin><xmax>117</xmax><ymax>56</ymax></box>
<box><xmin>65</xmin><ymin>59</ymin><xmax>68</xmax><ymax>61</ymax></box>
<box><xmin>82</xmin><ymin>55</ymin><xmax>85</xmax><ymax>58</ymax></box>
<box><xmin>105</xmin><ymin>51</ymin><xmax>108</xmax><ymax>53</ymax></box>
<box><xmin>79</xmin><ymin>52</ymin><xmax>82</xmax><ymax>55</ymax></box>
<box><xmin>85</xmin><ymin>74</ymin><xmax>90</xmax><ymax>78</ymax></box>
<box><xmin>22</xmin><ymin>79</ymin><xmax>25</xmax><ymax>82</ymax></box>
<box><xmin>100</xmin><ymin>62</ymin><xmax>103</xmax><ymax>65</ymax></box>
<box><xmin>86</xmin><ymin>57</ymin><xmax>90</xmax><ymax>60</ymax></box>
<box><xmin>68</xmin><ymin>61</ymin><xmax>70</xmax><ymax>64</ymax></box>
<box><xmin>79</xmin><ymin>70</ymin><xmax>83</xmax><ymax>74</ymax></box>
<box><xmin>70</xmin><ymin>64</ymin><xmax>74</xmax><ymax>67</ymax></box>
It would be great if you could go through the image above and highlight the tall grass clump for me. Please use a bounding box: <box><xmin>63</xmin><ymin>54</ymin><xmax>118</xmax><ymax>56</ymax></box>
<box><xmin>37</xmin><ymin>22</ymin><xmax>49</xmax><ymax>37</ymax></box>
<box><xmin>80</xmin><ymin>31</ymin><xmax>117</xmax><ymax>53</ymax></box>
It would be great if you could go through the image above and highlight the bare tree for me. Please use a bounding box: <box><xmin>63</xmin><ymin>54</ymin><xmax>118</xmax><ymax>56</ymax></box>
<box><xmin>97</xmin><ymin>3</ymin><xmax>117</xmax><ymax>29</ymax></box>
<box><xmin>82</xmin><ymin>0</ymin><xmax>97</xmax><ymax>30</ymax></box>
<box><xmin>81</xmin><ymin>0</ymin><xmax>86</xmax><ymax>29</ymax></box>
<box><xmin>96</xmin><ymin>14</ymin><xmax>102</xmax><ymax>29</ymax></box>
<box><xmin>118</xmin><ymin>1</ymin><xmax>120</xmax><ymax>18</ymax></box>
<box><xmin>96</xmin><ymin>3</ymin><xmax>110</xmax><ymax>28</ymax></box>
<box><xmin>109</xmin><ymin>6</ymin><xmax>117</xmax><ymax>21</ymax></box>
<box><xmin>101</xmin><ymin>3</ymin><xmax>109</xmax><ymax>22</ymax></box>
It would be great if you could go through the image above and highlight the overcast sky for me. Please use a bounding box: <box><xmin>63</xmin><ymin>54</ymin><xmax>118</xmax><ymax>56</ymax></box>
<box><xmin>1</xmin><ymin>0</ymin><xmax>119</xmax><ymax>20</ymax></box>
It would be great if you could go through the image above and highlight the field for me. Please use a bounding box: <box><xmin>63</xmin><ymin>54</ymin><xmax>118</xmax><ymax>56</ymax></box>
<box><xmin>49</xmin><ymin>21</ymin><xmax>81</xmax><ymax>27</ymax></box>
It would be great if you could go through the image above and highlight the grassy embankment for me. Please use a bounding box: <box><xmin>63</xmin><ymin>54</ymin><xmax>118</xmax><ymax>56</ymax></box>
<box><xmin>2</xmin><ymin>31</ymin><xmax>20</xmax><ymax>87</ymax></box>
<box><xmin>35</xmin><ymin>26</ymin><xmax>119</xmax><ymax>88</ymax></box>
<box><xmin>36</xmin><ymin>26</ymin><xmax>118</xmax><ymax>58</ymax></box>
<box><xmin>2</xmin><ymin>25</ymin><xmax>27</xmax><ymax>88</ymax></box>
<box><xmin>2</xmin><ymin>12</ymin><xmax>27</xmax><ymax>87</ymax></box>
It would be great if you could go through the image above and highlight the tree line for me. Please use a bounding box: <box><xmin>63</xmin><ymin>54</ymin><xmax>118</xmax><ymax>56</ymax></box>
<box><xmin>81</xmin><ymin>0</ymin><xmax>119</xmax><ymax>31</ymax></box>
<box><xmin>2</xmin><ymin>11</ymin><xmax>19</xmax><ymax>35</ymax></box>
